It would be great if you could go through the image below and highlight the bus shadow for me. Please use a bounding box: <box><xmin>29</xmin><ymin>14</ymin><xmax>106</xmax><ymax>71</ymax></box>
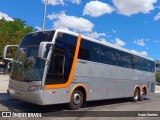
<box><xmin>0</xmin><ymin>93</ymin><xmax>150</xmax><ymax>113</ymax></box>
<box><xmin>0</xmin><ymin>93</ymin><xmax>66</xmax><ymax>113</ymax></box>
<box><xmin>85</xmin><ymin>97</ymin><xmax>149</xmax><ymax>109</ymax></box>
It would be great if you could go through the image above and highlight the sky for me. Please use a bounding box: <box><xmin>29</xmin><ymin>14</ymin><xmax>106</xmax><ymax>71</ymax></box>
<box><xmin>0</xmin><ymin>0</ymin><xmax>160</xmax><ymax>60</ymax></box>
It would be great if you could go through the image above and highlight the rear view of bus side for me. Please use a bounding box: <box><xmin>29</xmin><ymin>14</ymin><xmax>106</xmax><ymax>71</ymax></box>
<box><xmin>6</xmin><ymin>29</ymin><xmax>155</xmax><ymax>110</ymax></box>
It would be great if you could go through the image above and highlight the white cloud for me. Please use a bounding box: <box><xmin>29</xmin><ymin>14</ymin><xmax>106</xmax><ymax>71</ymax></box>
<box><xmin>42</xmin><ymin>0</ymin><xmax>64</xmax><ymax>6</ymax></box>
<box><xmin>155</xmin><ymin>5</ymin><xmax>160</xmax><ymax>9</ymax></box>
<box><xmin>153</xmin><ymin>40</ymin><xmax>160</xmax><ymax>43</ymax></box>
<box><xmin>154</xmin><ymin>12</ymin><xmax>160</xmax><ymax>20</ymax></box>
<box><xmin>70</xmin><ymin>0</ymin><xmax>81</xmax><ymax>4</ymax></box>
<box><xmin>47</xmin><ymin>12</ymin><xmax>94</xmax><ymax>32</ymax></box>
<box><xmin>134</xmin><ymin>39</ymin><xmax>145</xmax><ymax>46</ymax></box>
<box><xmin>83</xmin><ymin>1</ymin><xmax>115</xmax><ymax>17</ymax></box>
<box><xmin>99</xmin><ymin>38</ymin><xmax>107</xmax><ymax>43</ymax></box>
<box><xmin>42</xmin><ymin>0</ymin><xmax>81</xmax><ymax>6</ymax></box>
<box><xmin>83</xmin><ymin>31</ymin><xmax>106</xmax><ymax>39</ymax></box>
<box><xmin>114</xmin><ymin>38</ymin><xmax>126</xmax><ymax>47</ymax></box>
<box><xmin>0</xmin><ymin>12</ymin><xmax>14</xmax><ymax>21</ymax></box>
<box><xmin>112</xmin><ymin>29</ymin><xmax>116</xmax><ymax>33</ymax></box>
<box><xmin>112</xmin><ymin>0</ymin><xmax>157</xmax><ymax>16</ymax></box>
<box><xmin>47</xmin><ymin>11</ymin><xmax>107</xmax><ymax>40</ymax></box>
<box><xmin>34</xmin><ymin>26</ymin><xmax>42</xmax><ymax>31</ymax></box>
<box><xmin>131</xmin><ymin>50</ymin><xmax>148</xmax><ymax>57</ymax></box>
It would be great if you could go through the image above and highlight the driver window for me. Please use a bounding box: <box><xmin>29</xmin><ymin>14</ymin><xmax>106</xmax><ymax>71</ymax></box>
<box><xmin>48</xmin><ymin>49</ymin><xmax>65</xmax><ymax>75</ymax></box>
<box><xmin>46</xmin><ymin>48</ymin><xmax>65</xmax><ymax>84</ymax></box>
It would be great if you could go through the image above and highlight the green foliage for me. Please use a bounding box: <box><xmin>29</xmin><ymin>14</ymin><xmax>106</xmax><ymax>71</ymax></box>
<box><xmin>156</xmin><ymin>72</ymin><xmax>160</xmax><ymax>83</ymax></box>
<box><xmin>0</xmin><ymin>18</ymin><xmax>34</xmax><ymax>59</ymax></box>
<box><xmin>6</xmin><ymin>46</ymin><xmax>18</xmax><ymax>58</ymax></box>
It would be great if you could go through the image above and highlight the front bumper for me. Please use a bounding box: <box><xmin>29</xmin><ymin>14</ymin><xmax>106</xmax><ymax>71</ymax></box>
<box><xmin>8</xmin><ymin>86</ymin><xmax>44</xmax><ymax>105</ymax></box>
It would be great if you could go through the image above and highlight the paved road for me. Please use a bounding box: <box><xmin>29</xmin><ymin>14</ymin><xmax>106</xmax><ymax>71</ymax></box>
<box><xmin>0</xmin><ymin>74</ymin><xmax>9</xmax><ymax>93</ymax></box>
<box><xmin>0</xmin><ymin>74</ymin><xmax>160</xmax><ymax>120</ymax></box>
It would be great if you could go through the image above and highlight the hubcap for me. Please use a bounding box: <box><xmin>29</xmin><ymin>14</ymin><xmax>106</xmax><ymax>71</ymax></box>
<box><xmin>141</xmin><ymin>90</ymin><xmax>145</xmax><ymax>98</ymax></box>
<box><xmin>135</xmin><ymin>90</ymin><xmax>139</xmax><ymax>100</ymax></box>
<box><xmin>73</xmin><ymin>93</ymin><xmax>81</xmax><ymax>105</ymax></box>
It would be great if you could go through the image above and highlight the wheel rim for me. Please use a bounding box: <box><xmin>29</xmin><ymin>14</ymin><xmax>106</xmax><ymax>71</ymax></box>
<box><xmin>141</xmin><ymin>90</ymin><xmax>145</xmax><ymax>99</ymax></box>
<box><xmin>73</xmin><ymin>93</ymin><xmax>81</xmax><ymax>105</ymax></box>
<box><xmin>135</xmin><ymin>89</ymin><xmax>139</xmax><ymax>100</ymax></box>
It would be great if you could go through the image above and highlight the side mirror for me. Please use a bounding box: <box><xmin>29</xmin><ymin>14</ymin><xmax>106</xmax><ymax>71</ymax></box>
<box><xmin>38</xmin><ymin>42</ymin><xmax>53</xmax><ymax>60</ymax></box>
<box><xmin>3</xmin><ymin>45</ymin><xmax>18</xmax><ymax>61</ymax></box>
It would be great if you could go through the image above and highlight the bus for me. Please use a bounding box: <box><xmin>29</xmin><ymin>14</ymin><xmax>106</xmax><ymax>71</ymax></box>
<box><xmin>4</xmin><ymin>29</ymin><xmax>155</xmax><ymax>110</ymax></box>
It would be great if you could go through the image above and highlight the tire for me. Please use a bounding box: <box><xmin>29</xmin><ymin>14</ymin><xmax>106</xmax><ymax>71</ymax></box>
<box><xmin>139</xmin><ymin>89</ymin><xmax>145</xmax><ymax>101</ymax></box>
<box><xmin>132</xmin><ymin>88</ymin><xmax>140</xmax><ymax>102</ymax></box>
<box><xmin>68</xmin><ymin>89</ymin><xmax>84</xmax><ymax>110</ymax></box>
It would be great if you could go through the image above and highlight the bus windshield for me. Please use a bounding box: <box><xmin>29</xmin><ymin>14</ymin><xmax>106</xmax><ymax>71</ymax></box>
<box><xmin>11</xmin><ymin>31</ymin><xmax>55</xmax><ymax>81</ymax></box>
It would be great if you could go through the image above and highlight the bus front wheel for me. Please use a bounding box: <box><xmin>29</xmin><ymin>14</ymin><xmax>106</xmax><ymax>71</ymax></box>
<box><xmin>68</xmin><ymin>89</ymin><xmax>84</xmax><ymax>110</ymax></box>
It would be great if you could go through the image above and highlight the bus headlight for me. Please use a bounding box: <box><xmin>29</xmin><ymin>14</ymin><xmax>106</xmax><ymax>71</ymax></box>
<box><xmin>28</xmin><ymin>85</ymin><xmax>42</xmax><ymax>91</ymax></box>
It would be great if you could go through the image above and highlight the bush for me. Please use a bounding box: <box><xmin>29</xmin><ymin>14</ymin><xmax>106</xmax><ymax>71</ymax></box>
<box><xmin>156</xmin><ymin>72</ymin><xmax>160</xmax><ymax>83</ymax></box>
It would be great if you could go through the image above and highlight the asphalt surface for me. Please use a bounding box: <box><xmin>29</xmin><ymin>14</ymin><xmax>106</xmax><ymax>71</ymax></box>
<box><xmin>0</xmin><ymin>74</ymin><xmax>9</xmax><ymax>93</ymax></box>
<box><xmin>0</xmin><ymin>74</ymin><xmax>160</xmax><ymax>120</ymax></box>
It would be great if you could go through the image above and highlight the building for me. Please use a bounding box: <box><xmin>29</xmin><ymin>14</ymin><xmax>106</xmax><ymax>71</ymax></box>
<box><xmin>156</xmin><ymin>60</ymin><xmax>160</xmax><ymax>72</ymax></box>
<box><xmin>0</xmin><ymin>61</ymin><xmax>5</xmax><ymax>73</ymax></box>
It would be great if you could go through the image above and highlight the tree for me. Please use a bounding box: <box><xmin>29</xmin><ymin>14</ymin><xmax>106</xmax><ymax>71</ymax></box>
<box><xmin>156</xmin><ymin>72</ymin><xmax>160</xmax><ymax>83</ymax></box>
<box><xmin>0</xmin><ymin>18</ymin><xmax>34</xmax><ymax>58</ymax></box>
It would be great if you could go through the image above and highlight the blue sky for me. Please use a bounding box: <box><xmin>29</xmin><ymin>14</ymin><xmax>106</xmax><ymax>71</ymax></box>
<box><xmin>0</xmin><ymin>0</ymin><xmax>160</xmax><ymax>60</ymax></box>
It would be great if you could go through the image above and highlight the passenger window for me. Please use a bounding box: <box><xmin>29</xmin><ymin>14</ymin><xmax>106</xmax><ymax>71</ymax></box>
<box><xmin>116</xmin><ymin>50</ymin><xmax>132</xmax><ymax>68</ymax></box>
<box><xmin>99</xmin><ymin>45</ymin><xmax>116</xmax><ymax>65</ymax></box>
<box><xmin>78</xmin><ymin>39</ymin><xmax>100</xmax><ymax>62</ymax></box>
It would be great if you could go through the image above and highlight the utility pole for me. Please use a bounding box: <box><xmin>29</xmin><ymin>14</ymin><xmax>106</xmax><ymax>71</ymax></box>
<box><xmin>42</xmin><ymin>0</ymin><xmax>48</xmax><ymax>30</ymax></box>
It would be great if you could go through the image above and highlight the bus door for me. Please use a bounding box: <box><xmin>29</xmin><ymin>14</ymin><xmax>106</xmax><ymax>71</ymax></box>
<box><xmin>44</xmin><ymin>48</ymin><xmax>70</xmax><ymax>104</ymax></box>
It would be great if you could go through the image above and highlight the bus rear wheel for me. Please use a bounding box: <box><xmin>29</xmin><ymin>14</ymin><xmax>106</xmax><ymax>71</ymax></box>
<box><xmin>132</xmin><ymin>88</ymin><xmax>140</xmax><ymax>102</ymax></box>
<box><xmin>68</xmin><ymin>89</ymin><xmax>84</xmax><ymax>110</ymax></box>
<box><xmin>139</xmin><ymin>88</ymin><xmax>145</xmax><ymax>101</ymax></box>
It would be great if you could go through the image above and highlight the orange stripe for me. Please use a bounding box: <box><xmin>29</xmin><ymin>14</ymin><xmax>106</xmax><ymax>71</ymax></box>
<box><xmin>70</xmin><ymin>84</ymin><xmax>88</xmax><ymax>102</ymax></box>
<box><xmin>45</xmin><ymin>34</ymin><xmax>82</xmax><ymax>89</ymax></box>
<box><xmin>132</xmin><ymin>85</ymin><xmax>140</xmax><ymax>96</ymax></box>
<box><xmin>141</xmin><ymin>85</ymin><xmax>146</xmax><ymax>95</ymax></box>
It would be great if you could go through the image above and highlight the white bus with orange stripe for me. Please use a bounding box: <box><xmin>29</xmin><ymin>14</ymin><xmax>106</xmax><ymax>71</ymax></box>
<box><xmin>4</xmin><ymin>29</ymin><xmax>155</xmax><ymax>110</ymax></box>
